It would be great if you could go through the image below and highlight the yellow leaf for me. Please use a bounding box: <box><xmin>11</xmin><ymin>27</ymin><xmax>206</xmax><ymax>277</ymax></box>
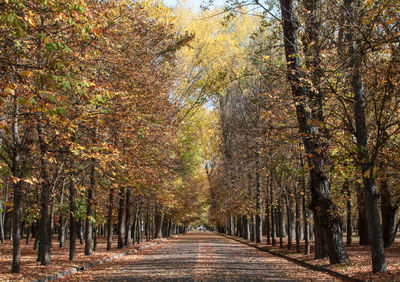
<box><xmin>4</xmin><ymin>88</ymin><xmax>15</xmax><ymax>95</ymax></box>
<box><xmin>363</xmin><ymin>170</ymin><xmax>370</xmax><ymax>179</ymax></box>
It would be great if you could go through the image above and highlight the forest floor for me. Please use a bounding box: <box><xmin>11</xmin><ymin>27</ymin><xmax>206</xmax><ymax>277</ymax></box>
<box><xmin>0</xmin><ymin>234</ymin><xmax>166</xmax><ymax>281</ymax></box>
<box><xmin>232</xmin><ymin>233</ymin><xmax>400</xmax><ymax>281</ymax></box>
<box><xmin>0</xmin><ymin>232</ymin><xmax>399</xmax><ymax>281</ymax></box>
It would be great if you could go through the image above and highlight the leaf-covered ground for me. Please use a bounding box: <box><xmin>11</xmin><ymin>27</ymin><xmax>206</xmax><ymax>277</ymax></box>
<box><xmin>0</xmin><ymin>235</ymin><xmax>165</xmax><ymax>281</ymax></box>
<box><xmin>1</xmin><ymin>232</ymin><xmax>399</xmax><ymax>281</ymax></box>
<box><xmin>245</xmin><ymin>234</ymin><xmax>400</xmax><ymax>281</ymax></box>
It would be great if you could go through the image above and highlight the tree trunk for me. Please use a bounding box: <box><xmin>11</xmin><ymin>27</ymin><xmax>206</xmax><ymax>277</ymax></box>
<box><xmin>279</xmin><ymin>0</ymin><xmax>348</xmax><ymax>264</ymax></box>
<box><xmin>285</xmin><ymin>191</ymin><xmax>294</xmax><ymax>251</ymax></box>
<box><xmin>69</xmin><ymin>179</ymin><xmax>76</xmax><ymax>261</ymax></box>
<box><xmin>278</xmin><ymin>199</ymin><xmax>284</xmax><ymax>248</ymax></box>
<box><xmin>38</xmin><ymin>121</ymin><xmax>51</xmax><ymax>266</ymax></box>
<box><xmin>344</xmin><ymin>0</ymin><xmax>386</xmax><ymax>272</ymax></box>
<box><xmin>295</xmin><ymin>184</ymin><xmax>301</xmax><ymax>253</ymax></box>
<box><xmin>107</xmin><ymin>188</ymin><xmax>114</xmax><ymax>251</ymax></box>
<box><xmin>314</xmin><ymin>214</ymin><xmax>328</xmax><ymax>259</ymax></box>
<box><xmin>154</xmin><ymin>205</ymin><xmax>163</xmax><ymax>239</ymax></box>
<box><xmin>255</xmin><ymin>150</ymin><xmax>262</xmax><ymax>243</ymax></box>
<box><xmin>243</xmin><ymin>215</ymin><xmax>250</xmax><ymax>240</ymax></box>
<box><xmin>125</xmin><ymin>188</ymin><xmax>132</xmax><ymax>246</ymax></box>
<box><xmin>117</xmin><ymin>188</ymin><xmax>125</xmax><ymax>249</ymax></box>
<box><xmin>356</xmin><ymin>184</ymin><xmax>370</xmax><ymax>245</ymax></box>
<box><xmin>270</xmin><ymin>188</ymin><xmax>276</xmax><ymax>246</ymax></box>
<box><xmin>381</xmin><ymin>180</ymin><xmax>397</xmax><ymax>248</ymax></box>
<box><xmin>10</xmin><ymin>89</ymin><xmax>22</xmax><ymax>273</ymax></box>
<box><xmin>0</xmin><ymin>200</ymin><xmax>4</xmax><ymax>243</ymax></box>
<box><xmin>344</xmin><ymin>180</ymin><xmax>352</xmax><ymax>246</ymax></box>
<box><xmin>85</xmin><ymin>160</ymin><xmax>95</xmax><ymax>255</ymax></box>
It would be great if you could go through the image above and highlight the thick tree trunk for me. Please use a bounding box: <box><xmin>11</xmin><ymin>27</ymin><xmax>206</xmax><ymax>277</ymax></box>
<box><xmin>343</xmin><ymin>0</ymin><xmax>386</xmax><ymax>272</ymax></box>
<box><xmin>279</xmin><ymin>0</ymin><xmax>348</xmax><ymax>264</ymax></box>
<box><xmin>154</xmin><ymin>205</ymin><xmax>163</xmax><ymax>239</ymax></box>
<box><xmin>381</xmin><ymin>180</ymin><xmax>397</xmax><ymax>248</ymax></box>
<box><xmin>356</xmin><ymin>185</ymin><xmax>370</xmax><ymax>245</ymax></box>
<box><xmin>69</xmin><ymin>180</ymin><xmax>76</xmax><ymax>261</ymax></box>
<box><xmin>243</xmin><ymin>215</ymin><xmax>250</xmax><ymax>240</ymax></box>
<box><xmin>38</xmin><ymin>121</ymin><xmax>51</xmax><ymax>266</ymax></box>
<box><xmin>117</xmin><ymin>188</ymin><xmax>125</xmax><ymax>249</ymax></box>
<box><xmin>314</xmin><ymin>214</ymin><xmax>328</xmax><ymax>259</ymax></box>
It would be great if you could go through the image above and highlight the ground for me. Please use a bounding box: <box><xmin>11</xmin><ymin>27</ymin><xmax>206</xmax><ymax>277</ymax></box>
<box><xmin>58</xmin><ymin>232</ymin><xmax>335</xmax><ymax>281</ymax></box>
<box><xmin>0</xmin><ymin>232</ymin><xmax>399</xmax><ymax>281</ymax></box>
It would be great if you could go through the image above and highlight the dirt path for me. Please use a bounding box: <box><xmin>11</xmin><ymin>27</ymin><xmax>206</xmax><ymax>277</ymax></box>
<box><xmin>77</xmin><ymin>231</ymin><xmax>335</xmax><ymax>281</ymax></box>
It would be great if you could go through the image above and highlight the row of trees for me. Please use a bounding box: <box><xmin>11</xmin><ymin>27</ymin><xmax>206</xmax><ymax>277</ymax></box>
<box><xmin>0</xmin><ymin>0</ymin><xmax>207</xmax><ymax>274</ymax></box>
<box><xmin>201</xmin><ymin>0</ymin><xmax>399</xmax><ymax>274</ymax></box>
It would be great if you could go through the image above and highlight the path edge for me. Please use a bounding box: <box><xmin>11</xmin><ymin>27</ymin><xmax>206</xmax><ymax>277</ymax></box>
<box><xmin>217</xmin><ymin>233</ymin><xmax>364</xmax><ymax>282</ymax></box>
<box><xmin>32</xmin><ymin>238</ymin><xmax>170</xmax><ymax>282</ymax></box>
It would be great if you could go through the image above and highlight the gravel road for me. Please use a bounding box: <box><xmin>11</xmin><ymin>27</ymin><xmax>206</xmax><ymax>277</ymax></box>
<box><xmin>100</xmin><ymin>231</ymin><xmax>334</xmax><ymax>281</ymax></box>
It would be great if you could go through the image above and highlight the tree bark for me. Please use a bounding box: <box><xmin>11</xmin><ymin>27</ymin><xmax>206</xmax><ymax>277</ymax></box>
<box><xmin>255</xmin><ymin>147</ymin><xmax>263</xmax><ymax>243</ymax></box>
<box><xmin>117</xmin><ymin>188</ymin><xmax>125</xmax><ymax>249</ymax></box>
<box><xmin>69</xmin><ymin>179</ymin><xmax>76</xmax><ymax>261</ymax></box>
<box><xmin>344</xmin><ymin>180</ymin><xmax>352</xmax><ymax>246</ymax></box>
<box><xmin>11</xmin><ymin>96</ymin><xmax>22</xmax><ymax>273</ymax></box>
<box><xmin>381</xmin><ymin>179</ymin><xmax>397</xmax><ymax>248</ymax></box>
<box><xmin>344</xmin><ymin>0</ymin><xmax>386</xmax><ymax>272</ymax></box>
<box><xmin>154</xmin><ymin>204</ymin><xmax>163</xmax><ymax>239</ymax></box>
<box><xmin>85</xmin><ymin>160</ymin><xmax>95</xmax><ymax>255</ymax></box>
<box><xmin>295</xmin><ymin>184</ymin><xmax>301</xmax><ymax>253</ymax></box>
<box><xmin>125</xmin><ymin>188</ymin><xmax>132</xmax><ymax>246</ymax></box>
<box><xmin>356</xmin><ymin>184</ymin><xmax>370</xmax><ymax>245</ymax></box>
<box><xmin>37</xmin><ymin>121</ymin><xmax>51</xmax><ymax>265</ymax></box>
<box><xmin>279</xmin><ymin>0</ymin><xmax>348</xmax><ymax>264</ymax></box>
<box><xmin>107</xmin><ymin>188</ymin><xmax>114</xmax><ymax>251</ymax></box>
<box><xmin>270</xmin><ymin>187</ymin><xmax>276</xmax><ymax>246</ymax></box>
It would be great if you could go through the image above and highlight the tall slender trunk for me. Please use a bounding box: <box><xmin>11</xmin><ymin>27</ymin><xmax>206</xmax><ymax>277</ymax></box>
<box><xmin>344</xmin><ymin>0</ymin><xmax>386</xmax><ymax>272</ymax></box>
<box><xmin>344</xmin><ymin>180</ymin><xmax>352</xmax><ymax>246</ymax></box>
<box><xmin>295</xmin><ymin>184</ymin><xmax>301</xmax><ymax>253</ymax></box>
<box><xmin>145</xmin><ymin>204</ymin><xmax>150</xmax><ymax>241</ymax></box>
<box><xmin>69</xmin><ymin>179</ymin><xmax>76</xmax><ymax>261</ymax></box>
<box><xmin>85</xmin><ymin>159</ymin><xmax>95</xmax><ymax>255</ymax></box>
<box><xmin>0</xmin><ymin>200</ymin><xmax>4</xmax><ymax>243</ymax></box>
<box><xmin>270</xmin><ymin>187</ymin><xmax>276</xmax><ymax>246</ymax></box>
<box><xmin>278</xmin><ymin>198</ymin><xmax>284</xmax><ymax>248</ymax></box>
<box><xmin>301</xmin><ymin>183</ymin><xmax>311</xmax><ymax>255</ymax></box>
<box><xmin>38</xmin><ymin>120</ymin><xmax>51</xmax><ymax>265</ymax></box>
<box><xmin>265</xmin><ymin>184</ymin><xmax>271</xmax><ymax>244</ymax></box>
<box><xmin>11</xmin><ymin>96</ymin><xmax>22</xmax><ymax>273</ymax></box>
<box><xmin>255</xmin><ymin>145</ymin><xmax>262</xmax><ymax>243</ymax></box>
<box><xmin>117</xmin><ymin>187</ymin><xmax>125</xmax><ymax>249</ymax></box>
<box><xmin>107</xmin><ymin>188</ymin><xmax>114</xmax><ymax>251</ymax></box>
<box><xmin>279</xmin><ymin>0</ymin><xmax>348</xmax><ymax>263</ymax></box>
<box><xmin>125</xmin><ymin>188</ymin><xmax>132</xmax><ymax>246</ymax></box>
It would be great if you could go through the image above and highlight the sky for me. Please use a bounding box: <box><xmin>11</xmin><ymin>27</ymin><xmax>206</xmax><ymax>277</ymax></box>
<box><xmin>163</xmin><ymin>0</ymin><xmax>227</xmax><ymax>13</ymax></box>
